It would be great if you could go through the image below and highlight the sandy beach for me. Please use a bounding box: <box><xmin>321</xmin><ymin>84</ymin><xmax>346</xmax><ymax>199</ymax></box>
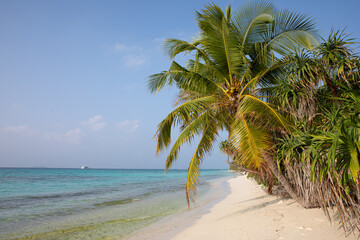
<box><xmin>128</xmin><ymin>175</ymin><xmax>358</xmax><ymax>240</ymax></box>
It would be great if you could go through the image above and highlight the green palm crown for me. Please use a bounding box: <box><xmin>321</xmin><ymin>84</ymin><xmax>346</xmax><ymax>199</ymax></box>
<box><xmin>148</xmin><ymin>1</ymin><xmax>317</xmax><ymax>205</ymax></box>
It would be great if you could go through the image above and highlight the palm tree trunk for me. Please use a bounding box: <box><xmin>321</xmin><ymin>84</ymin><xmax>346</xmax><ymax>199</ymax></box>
<box><xmin>225</xmin><ymin>160</ymin><xmax>260</xmax><ymax>175</ymax></box>
<box><xmin>324</xmin><ymin>77</ymin><xmax>339</xmax><ymax>98</ymax></box>
<box><xmin>263</xmin><ymin>152</ymin><xmax>313</xmax><ymax>208</ymax></box>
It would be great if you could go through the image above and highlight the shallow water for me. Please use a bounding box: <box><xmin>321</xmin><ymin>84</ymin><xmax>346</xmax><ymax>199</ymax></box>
<box><xmin>0</xmin><ymin>168</ymin><xmax>233</xmax><ymax>239</ymax></box>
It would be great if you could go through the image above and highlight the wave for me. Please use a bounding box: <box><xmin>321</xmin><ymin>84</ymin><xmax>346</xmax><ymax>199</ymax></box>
<box><xmin>94</xmin><ymin>193</ymin><xmax>152</xmax><ymax>207</ymax></box>
<box><xmin>94</xmin><ymin>197</ymin><xmax>140</xmax><ymax>206</ymax></box>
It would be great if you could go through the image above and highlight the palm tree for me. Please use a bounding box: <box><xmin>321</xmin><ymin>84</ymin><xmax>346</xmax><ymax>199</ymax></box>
<box><xmin>273</xmin><ymin>30</ymin><xmax>360</xmax><ymax>232</ymax></box>
<box><xmin>148</xmin><ymin>2</ymin><xmax>318</xmax><ymax>206</ymax></box>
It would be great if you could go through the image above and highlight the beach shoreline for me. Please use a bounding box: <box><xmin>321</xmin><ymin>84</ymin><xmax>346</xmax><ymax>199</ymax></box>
<box><xmin>126</xmin><ymin>175</ymin><xmax>233</xmax><ymax>240</ymax></box>
<box><xmin>127</xmin><ymin>175</ymin><xmax>358</xmax><ymax>240</ymax></box>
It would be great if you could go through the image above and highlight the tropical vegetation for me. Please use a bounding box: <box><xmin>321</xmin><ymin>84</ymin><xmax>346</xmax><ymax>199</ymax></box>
<box><xmin>271</xmin><ymin>30</ymin><xmax>360</xmax><ymax>233</ymax></box>
<box><xmin>148</xmin><ymin>1</ymin><xmax>360</xmax><ymax>235</ymax></box>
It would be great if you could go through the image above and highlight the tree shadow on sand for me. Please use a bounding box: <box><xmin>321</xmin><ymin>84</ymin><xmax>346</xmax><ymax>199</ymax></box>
<box><xmin>218</xmin><ymin>196</ymin><xmax>290</xmax><ymax>221</ymax></box>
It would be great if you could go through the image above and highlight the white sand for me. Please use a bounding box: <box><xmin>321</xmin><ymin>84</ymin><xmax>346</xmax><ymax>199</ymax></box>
<box><xmin>127</xmin><ymin>175</ymin><xmax>358</xmax><ymax>240</ymax></box>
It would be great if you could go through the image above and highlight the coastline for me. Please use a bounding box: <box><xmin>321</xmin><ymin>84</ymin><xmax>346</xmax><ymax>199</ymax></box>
<box><xmin>127</xmin><ymin>175</ymin><xmax>358</xmax><ymax>240</ymax></box>
<box><xmin>126</xmin><ymin>175</ymin><xmax>233</xmax><ymax>240</ymax></box>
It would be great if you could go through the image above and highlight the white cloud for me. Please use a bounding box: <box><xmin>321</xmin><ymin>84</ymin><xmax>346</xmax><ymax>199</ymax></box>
<box><xmin>117</xmin><ymin>120</ymin><xmax>140</xmax><ymax>133</ymax></box>
<box><xmin>123</xmin><ymin>54</ymin><xmax>147</xmax><ymax>67</ymax></box>
<box><xmin>82</xmin><ymin>115</ymin><xmax>107</xmax><ymax>131</ymax></box>
<box><xmin>43</xmin><ymin>128</ymin><xmax>83</xmax><ymax>144</ymax></box>
<box><xmin>1</xmin><ymin>125</ymin><xmax>38</xmax><ymax>136</ymax></box>
<box><xmin>64</xmin><ymin>128</ymin><xmax>82</xmax><ymax>144</ymax></box>
<box><xmin>1</xmin><ymin>124</ymin><xmax>82</xmax><ymax>144</ymax></box>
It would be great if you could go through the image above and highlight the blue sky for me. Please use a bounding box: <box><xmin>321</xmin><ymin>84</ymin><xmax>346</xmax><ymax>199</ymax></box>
<box><xmin>0</xmin><ymin>0</ymin><xmax>359</xmax><ymax>169</ymax></box>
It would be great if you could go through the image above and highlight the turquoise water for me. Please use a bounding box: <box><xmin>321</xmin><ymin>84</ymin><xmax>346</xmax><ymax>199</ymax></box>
<box><xmin>0</xmin><ymin>168</ymin><xmax>233</xmax><ymax>239</ymax></box>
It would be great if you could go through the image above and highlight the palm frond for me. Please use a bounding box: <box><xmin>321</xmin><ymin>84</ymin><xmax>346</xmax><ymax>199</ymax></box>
<box><xmin>239</xmin><ymin>95</ymin><xmax>290</xmax><ymax>130</ymax></box>
<box><xmin>149</xmin><ymin>60</ymin><xmax>222</xmax><ymax>94</ymax></box>
<box><xmin>165</xmin><ymin>110</ymin><xmax>215</xmax><ymax>170</ymax></box>
<box><xmin>155</xmin><ymin>96</ymin><xmax>216</xmax><ymax>154</ymax></box>
<box><xmin>148</xmin><ymin>70</ymin><xmax>174</xmax><ymax>94</ymax></box>
<box><xmin>230</xmin><ymin>113</ymin><xmax>270</xmax><ymax>169</ymax></box>
<box><xmin>186</xmin><ymin>118</ymin><xmax>219</xmax><ymax>206</ymax></box>
<box><xmin>163</xmin><ymin>38</ymin><xmax>211</xmax><ymax>63</ymax></box>
<box><xmin>197</xmin><ymin>4</ymin><xmax>244</xmax><ymax>81</ymax></box>
<box><xmin>232</xmin><ymin>1</ymin><xmax>274</xmax><ymax>47</ymax></box>
<box><xmin>264</xmin><ymin>9</ymin><xmax>318</xmax><ymax>55</ymax></box>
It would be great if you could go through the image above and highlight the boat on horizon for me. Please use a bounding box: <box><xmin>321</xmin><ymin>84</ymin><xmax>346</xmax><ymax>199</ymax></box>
<box><xmin>81</xmin><ymin>165</ymin><xmax>89</xmax><ymax>169</ymax></box>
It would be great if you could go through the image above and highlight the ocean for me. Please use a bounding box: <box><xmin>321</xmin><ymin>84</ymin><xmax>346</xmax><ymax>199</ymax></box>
<box><xmin>0</xmin><ymin>168</ymin><xmax>233</xmax><ymax>239</ymax></box>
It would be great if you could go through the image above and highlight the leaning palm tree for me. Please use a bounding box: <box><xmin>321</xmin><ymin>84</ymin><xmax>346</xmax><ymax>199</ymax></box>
<box><xmin>149</xmin><ymin>2</ymin><xmax>318</xmax><ymax>206</ymax></box>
